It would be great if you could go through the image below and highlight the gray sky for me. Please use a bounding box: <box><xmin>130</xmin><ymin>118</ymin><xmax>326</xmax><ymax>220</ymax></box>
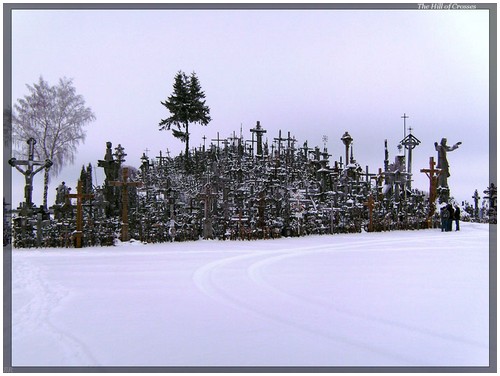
<box><xmin>9</xmin><ymin>6</ymin><xmax>491</xmax><ymax>207</ymax></box>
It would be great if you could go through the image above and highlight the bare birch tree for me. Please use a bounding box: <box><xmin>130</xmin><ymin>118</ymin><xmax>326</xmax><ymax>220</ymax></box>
<box><xmin>12</xmin><ymin>76</ymin><xmax>96</xmax><ymax>208</ymax></box>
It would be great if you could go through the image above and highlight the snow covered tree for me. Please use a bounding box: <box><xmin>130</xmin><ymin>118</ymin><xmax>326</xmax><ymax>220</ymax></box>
<box><xmin>159</xmin><ymin>71</ymin><xmax>211</xmax><ymax>168</ymax></box>
<box><xmin>12</xmin><ymin>76</ymin><xmax>96</xmax><ymax>208</ymax></box>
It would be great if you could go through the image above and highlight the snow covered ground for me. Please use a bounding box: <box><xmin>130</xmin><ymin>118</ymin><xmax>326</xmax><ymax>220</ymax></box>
<box><xmin>10</xmin><ymin>222</ymin><xmax>491</xmax><ymax>368</ymax></box>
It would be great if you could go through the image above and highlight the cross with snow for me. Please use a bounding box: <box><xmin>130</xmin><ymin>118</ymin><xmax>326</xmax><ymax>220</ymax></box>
<box><xmin>67</xmin><ymin>180</ymin><xmax>94</xmax><ymax>248</ymax></box>
<box><xmin>109</xmin><ymin>167</ymin><xmax>143</xmax><ymax>242</ymax></box>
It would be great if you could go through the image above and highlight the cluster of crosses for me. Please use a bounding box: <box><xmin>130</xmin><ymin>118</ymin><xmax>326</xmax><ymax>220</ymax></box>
<box><xmin>7</xmin><ymin>120</ymin><xmax>496</xmax><ymax>248</ymax></box>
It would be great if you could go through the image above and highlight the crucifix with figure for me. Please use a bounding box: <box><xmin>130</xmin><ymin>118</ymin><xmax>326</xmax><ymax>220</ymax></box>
<box><xmin>9</xmin><ymin>138</ymin><xmax>53</xmax><ymax>210</ymax></box>
<box><xmin>109</xmin><ymin>167</ymin><xmax>143</xmax><ymax>241</ymax></box>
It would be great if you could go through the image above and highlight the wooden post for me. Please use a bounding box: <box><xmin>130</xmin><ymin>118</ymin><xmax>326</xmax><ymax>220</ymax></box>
<box><xmin>67</xmin><ymin>180</ymin><xmax>94</xmax><ymax>248</ymax></box>
<box><xmin>420</xmin><ymin>157</ymin><xmax>442</xmax><ymax>227</ymax></box>
<box><xmin>109</xmin><ymin>167</ymin><xmax>143</xmax><ymax>242</ymax></box>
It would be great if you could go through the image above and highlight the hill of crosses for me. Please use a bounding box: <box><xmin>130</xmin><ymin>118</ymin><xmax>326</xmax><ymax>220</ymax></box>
<box><xmin>7</xmin><ymin>121</ymin><xmax>497</xmax><ymax>248</ymax></box>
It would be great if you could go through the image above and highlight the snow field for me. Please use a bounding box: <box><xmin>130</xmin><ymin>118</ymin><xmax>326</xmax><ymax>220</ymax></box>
<box><xmin>10</xmin><ymin>222</ymin><xmax>491</xmax><ymax>367</ymax></box>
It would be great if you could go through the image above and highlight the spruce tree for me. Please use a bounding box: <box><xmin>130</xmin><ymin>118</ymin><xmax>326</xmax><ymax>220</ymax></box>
<box><xmin>159</xmin><ymin>71</ymin><xmax>211</xmax><ymax>168</ymax></box>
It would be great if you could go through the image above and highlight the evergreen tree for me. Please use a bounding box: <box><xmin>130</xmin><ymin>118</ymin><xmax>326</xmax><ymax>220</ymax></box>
<box><xmin>159</xmin><ymin>71</ymin><xmax>211</xmax><ymax>168</ymax></box>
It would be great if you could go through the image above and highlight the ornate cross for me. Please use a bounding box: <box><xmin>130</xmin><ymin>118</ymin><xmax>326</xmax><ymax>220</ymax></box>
<box><xmin>109</xmin><ymin>167</ymin><xmax>143</xmax><ymax>241</ymax></box>
<box><xmin>67</xmin><ymin>180</ymin><xmax>94</xmax><ymax>248</ymax></box>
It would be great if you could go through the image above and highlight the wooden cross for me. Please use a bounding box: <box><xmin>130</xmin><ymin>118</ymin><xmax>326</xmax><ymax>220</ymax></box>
<box><xmin>273</xmin><ymin>130</ymin><xmax>287</xmax><ymax>156</ymax></box>
<box><xmin>363</xmin><ymin>194</ymin><xmax>375</xmax><ymax>232</ymax></box>
<box><xmin>197</xmin><ymin>183</ymin><xmax>217</xmax><ymax>239</ymax></box>
<box><xmin>202</xmin><ymin>135</ymin><xmax>207</xmax><ymax>152</ymax></box>
<box><xmin>211</xmin><ymin>132</ymin><xmax>225</xmax><ymax>152</ymax></box>
<box><xmin>370</xmin><ymin>168</ymin><xmax>384</xmax><ymax>197</ymax></box>
<box><xmin>401</xmin><ymin>113</ymin><xmax>409</xmax><ymax>139</ymax></box>
<box><xmin>420</xmin><ymin>157</ymin><xmax>442</xmax><ymax>225</ymax></box>
<box><xmin>250</xmin><ymin>121</ymin><xmax>267</xmax><ymax>156</ymax></box>
<box><xmin>156</xmin><ymin>150</ymin><xmax>168</xmax><ymax>166</ymax></box>
<box><xmin>109</xmin><ymin>167</ymin><xmax>143</xmax><ymax>241</ymax></box>
<box><xmin>67</xmin><ymin>180</ymin><xmax>94</xmax><ymax>248</ymax></box>
<box><xmin>8</xmin><ymin>138</ymin><xmax>53</xmax><ymax>208</ymax></box>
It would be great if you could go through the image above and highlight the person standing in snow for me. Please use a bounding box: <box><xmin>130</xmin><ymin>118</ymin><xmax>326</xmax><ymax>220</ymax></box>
<box><xmin>446</xmin><ymin>203</ymin><xmax>454</xmax><ymax>232</ymax></box>
<box><xmin>454</xmin><ymin>205</ymin><xmax>461</xmax><ymax>231</ymax></box>
<box><xmin>441</xmin><ymin>205</ymin><xmax>449</xmax><ymax>232</ymax></box>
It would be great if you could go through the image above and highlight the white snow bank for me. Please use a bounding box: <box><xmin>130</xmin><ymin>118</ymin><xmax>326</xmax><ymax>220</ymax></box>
<box><xmin>11</xmin><ymin>222</ymin><xmax>491</xmax><ymax>367</ymax></box>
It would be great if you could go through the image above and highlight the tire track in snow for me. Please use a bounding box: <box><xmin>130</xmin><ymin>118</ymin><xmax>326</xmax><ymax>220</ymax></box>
<box><xmin>192</xmin><ymin>238</ymin><xmax>422</xmax><ymax>364</ymax></box>
<box><xmin>12</xmin><ymin>257</ymin><xmax>100</xmax><ymax>366</ymax></box>
<box><xmin>247</xmin><ymin>238</ymin><xmax>489</xmax><ymax>351</ymax></box>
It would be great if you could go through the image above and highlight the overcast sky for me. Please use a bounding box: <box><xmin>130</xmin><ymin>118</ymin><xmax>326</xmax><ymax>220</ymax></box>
<box><xmin>8</xmin><ymin>5</ymin><xmax>491</xmax><ymax>207</ymax></box>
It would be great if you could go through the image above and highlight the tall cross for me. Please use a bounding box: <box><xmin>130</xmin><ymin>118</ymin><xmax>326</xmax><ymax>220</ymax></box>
<box><xmin>401</xmin><ymin>113</ymin><xmax>409</xmax><ymax>137</ymax></box>
<box><xmin>274</xmin><ymin>130</ymin><xmax>287</xmax><ymax>157</ymax></box>
<box><xmin>67</xmin><ymin>180</ymin><xmax>94</xmax><ymax>248</ymax></box>
<box><xmin>250</xmin><ymin>121</ymin><xmax>267</xmax><ymax>157</ymax></box>
<box><xmin>144</xmin><ymin>148</ymin><xmax>150</xmax><ymax>157</ymax></box>
<box><xmin>211</xmin><ymin>132</ymin><xmax>225</xmax><ymax>153</ymax></box>
<box><xmin>401</xmin><ymin>113</ymin><xmax>409</xmax><ymax>159</ymax></box>
<box><xmin>363</xmin><ymin>194</ymin><xmax>375</xmax><ymax>232</ymax></box>
<box><xmin>8</xmin><ymin>138</ymin><xmax>53</xmax><ymax>208</ymax></box>
<box><xmin>109</xmin><ymin>167</ymin><xmax>143</xmax><ymax>241</ymax></box>
<box><xmin>197</xmin><ymin>183</ymin><xmax>217</xmax><ymax>239</ymax></box>
<box><xmin>420</xmin><ymin>157</ymin><xmax>442</xmax><ymax>226</ymax></box>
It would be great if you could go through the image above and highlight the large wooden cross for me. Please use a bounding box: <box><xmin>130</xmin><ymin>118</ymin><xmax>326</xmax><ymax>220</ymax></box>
<box><xmin>197</xmin><ymin>183</ymin><xmax>217</xmax><ymax>239</ymax></box>
<box><xmin>250</xmin><ymin>121</ymin><xmax>267</xmax><ymax>157</ymax></box>
<box><xmin>420</xmin><ymin>157</ymin><xmax>442</xmax><ymax>226</ymax></box>
<box><xmin>363</xmin><ymin>194</ymin><xmax>375</xmax><ymax>232</ymax></box>
<box><xmin>109</xmin><ymin>167</ymin><xmax>143</xmax><ymax>242</ymax></box>
<box><xmin>67</xmin><ymin>180</ymin><xmax>94</xmax><ymax>248</ymax></box>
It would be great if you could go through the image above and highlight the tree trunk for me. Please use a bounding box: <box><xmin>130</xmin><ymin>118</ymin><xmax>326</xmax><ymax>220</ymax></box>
<box><xmin>184</xmin><ymin>121</ymin><xmax>190</xmax><ymax>170</ymax></box>
<box><xmin>43</xmin><ymin>167</ymin><xmax>50</xmax><ymax>210</ymax></box>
